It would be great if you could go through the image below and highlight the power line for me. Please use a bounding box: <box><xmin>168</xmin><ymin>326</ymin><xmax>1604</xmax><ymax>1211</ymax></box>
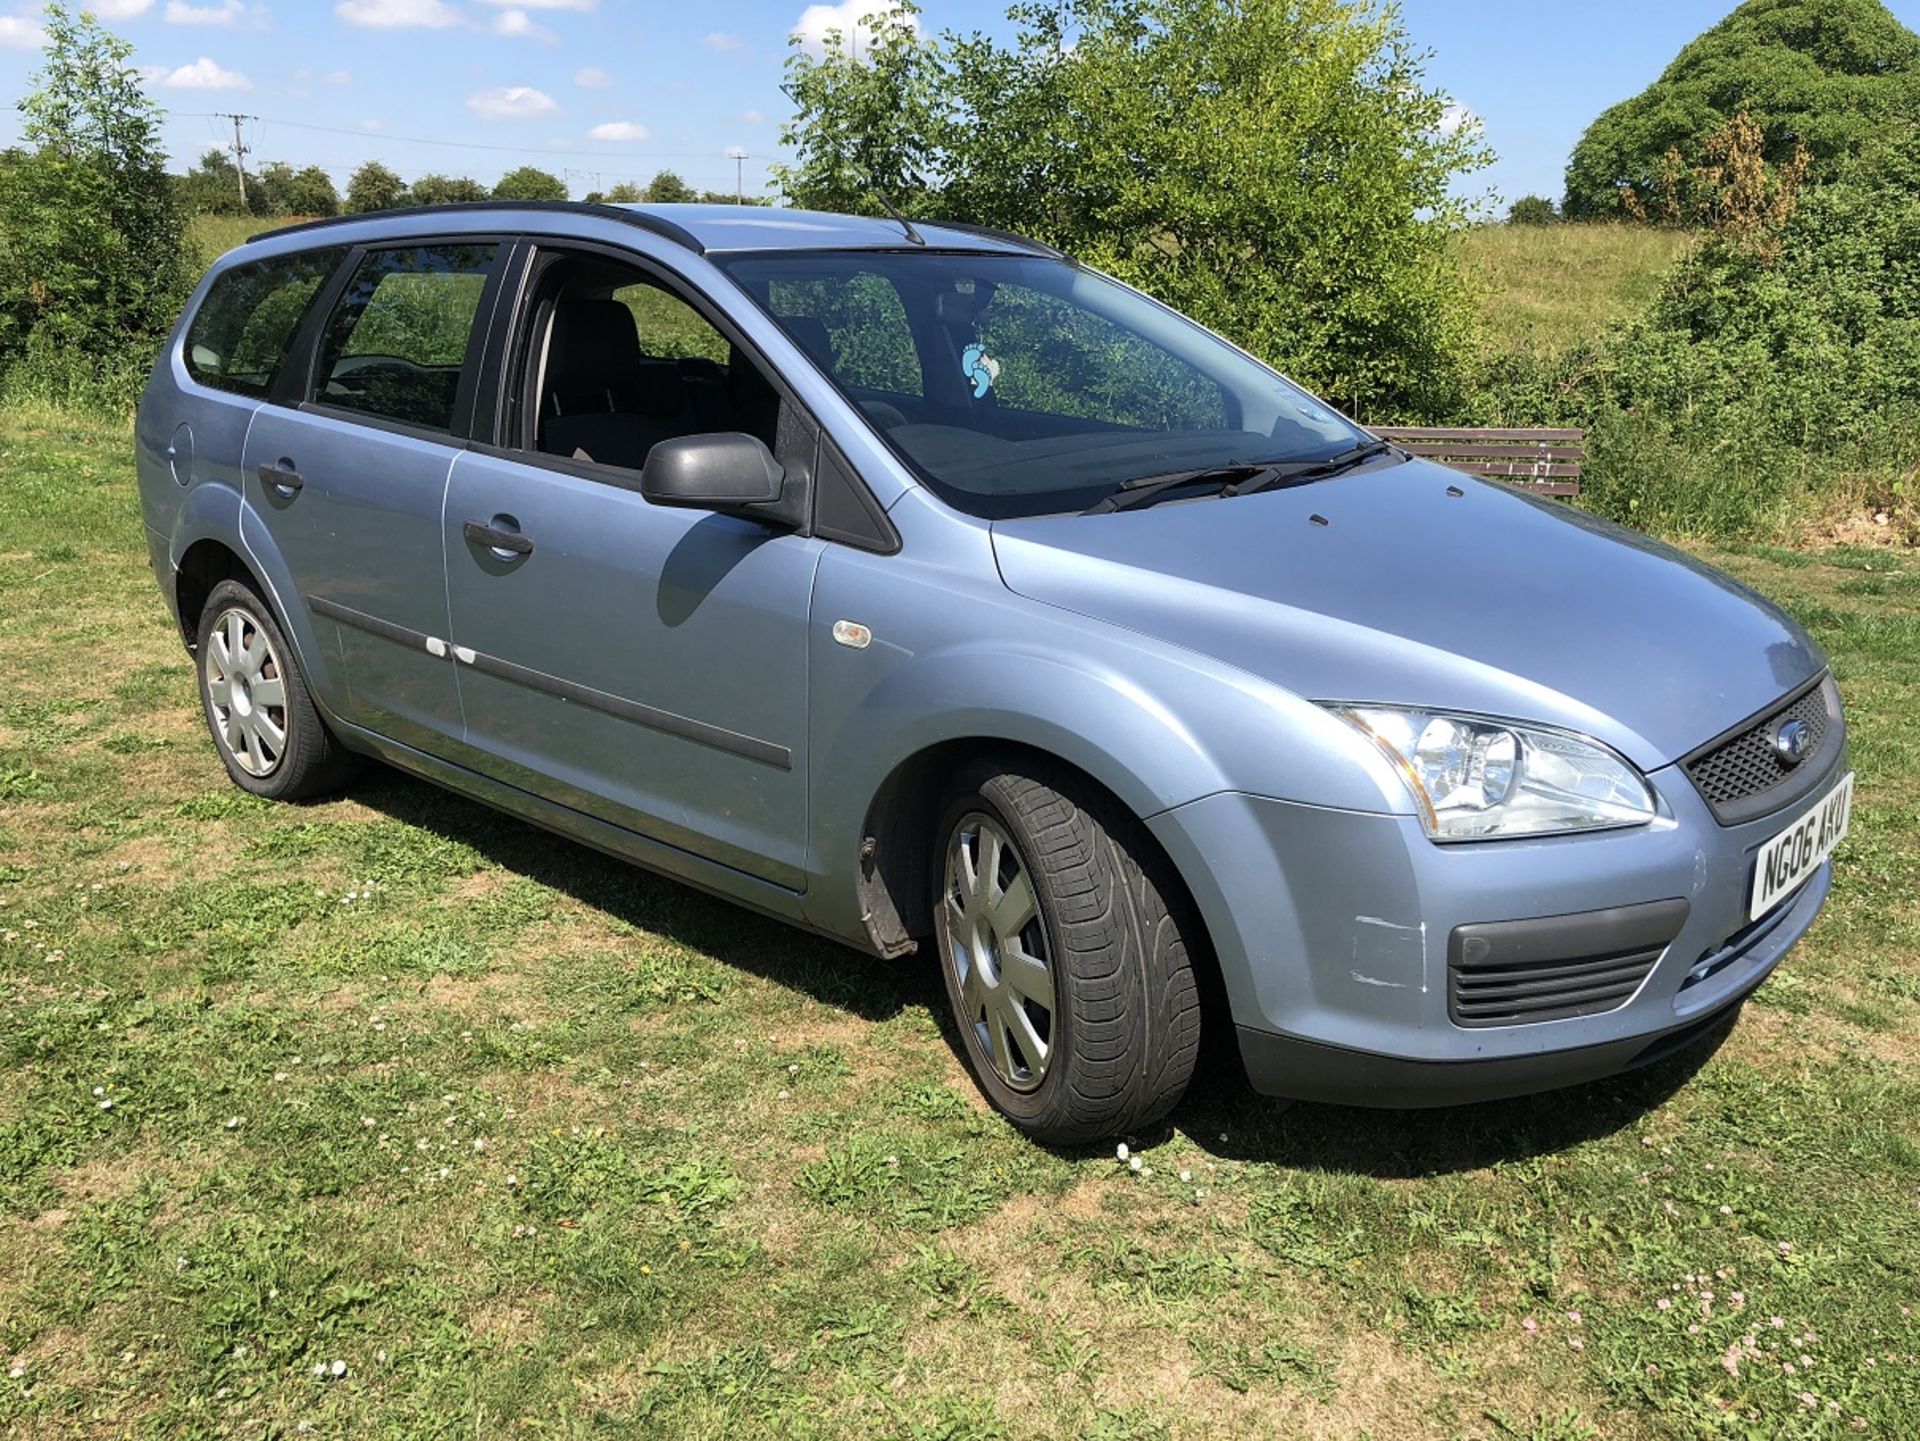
<box><xmin>173</xmin><ymin>111</ymin><xmax>768</xmax><ymax>163</ymax></box>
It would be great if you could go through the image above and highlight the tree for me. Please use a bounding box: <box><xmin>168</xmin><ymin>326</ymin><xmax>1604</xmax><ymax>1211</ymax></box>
<box><xmin>776</xmin><ymin>1</ymin><xmax>942</xmax><ymax>214</ymax></box>
<box><xmin>175</xmin><ymin>146</ymin><xmax>247</xmax><ymax>216</ymax></box>
<box><xmin>1564</xmin><ymin>0</ymin><xmax>1920</xmax><ymax>219</ymax></box>
<box><xmin>1507</xmin><ymin>195</ymin><xmax>1558</xmax><ymax>226</ymax></box>
<box><xmin>492</xmin><ymin>165</ymin><xmax>568</xmax><ymax>202</ymax></box>
<box><xmin>345</xmin><ymin>159</ymin><xmax>406</xmax><ymax>213</ymax></box>
<box><xmin>406</xmin><ymin>173</ymin><xmax>488</xmax><ymax>206</ymax></box>
<box><xmin>282</xmin><ymin>164</ymin><xmax>340</xmax><ymax>217</ymax></box>
<box><xmin>0</xmin><ymin>2</ymin><xmax>193</xmax><ymax>407</ymax></box>
<box><xmin>779</xmin><ymin>0</ymin><xmax>1491</xmax><ymax>419</ymax></box>
<box><xmin>601</xmin><ymin>180</ymin><xmax>646</xmax><ymax>203</ymax></box>
<box><xmin>643</xmin><ymin>169</ymin><xmax>696</xmax><ymax>203</ymax></box>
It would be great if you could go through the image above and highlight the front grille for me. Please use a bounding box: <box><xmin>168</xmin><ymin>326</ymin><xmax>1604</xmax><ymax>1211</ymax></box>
<box><xmin>1448</xmin><ymin>899</ymin><xmax>1688</xmax><ymax>1029</ymax></box>
<box><xmin>1681</xmin><ymin>675</ymin><xmax>1841</xmax><ymax>825</ymax></box>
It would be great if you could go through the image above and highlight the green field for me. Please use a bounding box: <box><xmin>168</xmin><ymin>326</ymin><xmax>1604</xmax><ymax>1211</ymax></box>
<box><xmin>2</xmin><ymin>403</ymin><xmax>1918</xmax><ymax>1438</ymax></box>
<box><xmin>1460</xmin><ymin>223</ymin><xmax>1694</xmax><ymax>354</ymax></box>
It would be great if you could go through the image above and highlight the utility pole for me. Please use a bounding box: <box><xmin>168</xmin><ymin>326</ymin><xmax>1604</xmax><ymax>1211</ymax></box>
<box><xmin>726</xmin><ymin>146</ymin><xmax>748</xmax><ymax>204</ymax></box>
<box><xmin>218</xmin><ymin>112</ymin><xmax>256</xmax><ymax>209</ymax></box>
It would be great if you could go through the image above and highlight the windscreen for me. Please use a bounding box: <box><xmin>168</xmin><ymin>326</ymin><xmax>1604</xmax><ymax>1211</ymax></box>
<box><xmin>716</xmin><ymin>250</ymin><xmax>1364</xmax><ymax>519</ymax></box>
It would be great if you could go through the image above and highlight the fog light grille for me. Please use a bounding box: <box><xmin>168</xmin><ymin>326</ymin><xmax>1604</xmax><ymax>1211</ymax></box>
<box><xmin>1448</xmin><ymin>899</ymin><xmax>1688</xmax><ymax>1029</ymax></box>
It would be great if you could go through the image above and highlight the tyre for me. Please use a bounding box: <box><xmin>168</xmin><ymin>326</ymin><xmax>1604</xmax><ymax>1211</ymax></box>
<box><xmin>195</xmin><ymin>578</ymin><xmax>357</xmax><ymax>801</ymax></box>
<box><xmin>931</xmin><ymin>757</ymin><xmax>1202</xmax><ymax>1146</ymax></box>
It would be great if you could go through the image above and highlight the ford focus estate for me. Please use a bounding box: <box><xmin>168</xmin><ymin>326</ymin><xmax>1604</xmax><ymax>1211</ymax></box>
<box><xmin>135</xmin><ymin>203</ymin><xmax>1851</xmax><ymax>1145</ymax></box>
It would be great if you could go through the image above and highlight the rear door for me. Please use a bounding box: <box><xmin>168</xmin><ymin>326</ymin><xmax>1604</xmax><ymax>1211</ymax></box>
<box><xmin>240</xmin><ymin>239</ymin><xmax>509</xmax><ymax>754</ymax></box>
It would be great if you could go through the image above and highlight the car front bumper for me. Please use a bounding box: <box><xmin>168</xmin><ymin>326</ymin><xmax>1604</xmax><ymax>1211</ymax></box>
<box><xmin>1147</xmin><ymin>750</ymin><xmax>1845</xmax><ymax>1107</ymax></box>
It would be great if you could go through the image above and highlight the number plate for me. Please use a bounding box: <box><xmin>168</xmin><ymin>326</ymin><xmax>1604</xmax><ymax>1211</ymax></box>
<box><xmin>1749</xmin><ymin>772</ymin><xmax>1854</xmax><ymax>921</ymax></box>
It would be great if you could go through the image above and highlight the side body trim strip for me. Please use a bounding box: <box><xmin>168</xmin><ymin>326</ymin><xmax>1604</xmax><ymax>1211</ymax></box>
<box><xmin>309</xmin><ymin>594</ymin><xmax>791</xmax><ymax>771</ymax></box>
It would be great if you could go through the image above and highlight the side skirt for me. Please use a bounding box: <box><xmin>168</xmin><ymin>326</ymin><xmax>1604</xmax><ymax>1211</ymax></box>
<box><xmin>325</xmin><ymin>712</ymin><xmax>836</xmax><ymax>941</ymax></box>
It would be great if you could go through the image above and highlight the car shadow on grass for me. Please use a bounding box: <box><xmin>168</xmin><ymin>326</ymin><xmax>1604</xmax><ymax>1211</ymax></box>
<box><xmin>1171</xmin><ymin>1013</ymin><xmax>1736</xmax><ymax>1179</ymax></box>
<box><xmin>350</xmin><ymin>764</ymin><xmax>1732</xmax><ymax>1176</ymax></box>
<box><xmin>348</xmin><ymin>765</ymin><xmax>937</xmax><ymax>1026</ymax></box>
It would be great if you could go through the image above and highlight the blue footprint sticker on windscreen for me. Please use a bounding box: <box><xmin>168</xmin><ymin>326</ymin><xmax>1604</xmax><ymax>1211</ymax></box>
<box><xmin>961</xmin><ymin>343</ymin><xmax>1001</xmax><ymax>399</ymax></box>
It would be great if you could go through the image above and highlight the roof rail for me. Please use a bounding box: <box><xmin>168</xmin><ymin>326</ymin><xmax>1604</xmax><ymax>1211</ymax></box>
<box><xmin>925</xmin><ymin>219</ymin><xmax>1065</xmax><ymax>259</ymax></box>
<box><xmin>247</xmin><ymin>200</ymin><xmax>706</xmax><ymax>255</ymax></box>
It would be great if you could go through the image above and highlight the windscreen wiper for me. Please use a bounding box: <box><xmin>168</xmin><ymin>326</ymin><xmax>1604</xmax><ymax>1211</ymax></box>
<box><xmin>1081</xmin><ymin>462</ymin><xmax>1276</xmax><ymax>515</ymax></box>
<box><xmin>1082</xmin><ymin>441</ymin><xmax>1402</xmax><ymax>516</ymax></box>
<box><xmin>1232</xmin><ymin>440</ymin><xmax>1401</xmax><ymax>495</ymax></box>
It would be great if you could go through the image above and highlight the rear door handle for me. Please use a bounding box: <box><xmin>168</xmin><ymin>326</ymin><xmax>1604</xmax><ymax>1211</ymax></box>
<box><xmin>258</xmin><ymin>462</ymin><xmax>303</xmax><ymax>495</ymax></box>
<box><xmin>463</xmin><ymin>519</ymin><xmax>533</xmax><ymax>557</ymax></box>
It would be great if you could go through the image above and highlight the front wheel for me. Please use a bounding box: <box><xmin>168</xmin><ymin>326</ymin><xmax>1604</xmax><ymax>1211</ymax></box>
<box><xmin>932</xmin><ymin>758</ymin><xmax>1202</xmax><ymax>1147</ymax></box>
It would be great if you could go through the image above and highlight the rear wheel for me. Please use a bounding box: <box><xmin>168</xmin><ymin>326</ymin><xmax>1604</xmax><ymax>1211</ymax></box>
<box><xmin>932</xmin><ymin>758</ymin><xmax>1202</xmax><ymax>1146</ymax></box>
<box><xmin>195</xmin><ymin>578</ymin><xmax>356</xmax><ymax>801</ymax></box>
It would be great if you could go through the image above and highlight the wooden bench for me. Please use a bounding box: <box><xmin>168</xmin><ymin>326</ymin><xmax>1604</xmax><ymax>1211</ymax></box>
<box><xmin>1370</xmin><ymin>426</ymin><xmax>1584</xmax><ymax>498</ymax></box>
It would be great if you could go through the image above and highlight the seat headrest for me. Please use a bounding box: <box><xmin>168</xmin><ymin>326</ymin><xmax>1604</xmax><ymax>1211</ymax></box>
<box><xmin>777</xmin><ymin>315</ymin><xmax>838</xmax><ymax>374</ymax></box>
<box><xmin>545</xmin><ymin>299</ymin><xmax>644</xmax><ymax>414</ymax></box>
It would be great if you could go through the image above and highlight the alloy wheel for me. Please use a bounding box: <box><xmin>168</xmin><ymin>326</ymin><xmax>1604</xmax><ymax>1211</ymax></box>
<box><xmin>943</xmin><ymin>813</ymin><xmax>1056</xmax><ymax>1092</ymax></box>
<box><xmin>204</xmin><ymin>606</ymin><xmax>288</xmax><ymax>777</ymax></box>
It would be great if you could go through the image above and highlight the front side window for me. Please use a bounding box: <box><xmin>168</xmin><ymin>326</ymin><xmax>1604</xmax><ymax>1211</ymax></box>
<box><xmin>313</xmin><ymin>243</ymin><xmax>498</xmax><ymax>431</ymax></box>
<box><xmin>513</xmin><ymin>252</ymin><xmax>783</xmax><ymax>474</ymax></box>
<box><xmin>718</xmin><ymin>251</ymin><xmax>1362</xmax><ymax>519</ymax></box>
<box><xmin>183</xmin><ymin>247</ymin><xmax>347</xmax><ymax>397</ymax></box>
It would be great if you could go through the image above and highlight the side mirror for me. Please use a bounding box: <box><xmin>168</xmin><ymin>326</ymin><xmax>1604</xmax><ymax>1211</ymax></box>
<box><xmin>640</xmin><ymin>432</ymin><xmax>785</xmax><ymax>511</ymax></box>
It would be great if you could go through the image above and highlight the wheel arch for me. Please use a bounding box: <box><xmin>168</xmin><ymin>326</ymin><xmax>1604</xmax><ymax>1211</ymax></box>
<box><xmin>853</xmin><ymin>737</ymin><xmax>1218</xmax><ymax>985</ymax></box>
<box><xmin>174</xmin><ymin>537</ymin><xmax>262</xmax><ymax>652</ymax></box>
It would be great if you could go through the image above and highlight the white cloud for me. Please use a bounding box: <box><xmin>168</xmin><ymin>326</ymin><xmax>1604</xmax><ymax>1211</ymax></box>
<box><xmin>741</xmin><ymin>108</ymin><xmax>764</xmax><ymax>124</ymax></box>
<box><xmin>1437</xmin><ymin>102</ymin><xmax>1479</xmax><ymax>138</ymax></box>
<box><xmin>791</xmin><ymin>0</ymin><xmax>916</xmax><ymax>58</ymax></box>
<box><xmin>572</xmin><ymin>65</ymin><xmax>611</xmax><ymax>88</ymax></box>
<box><xmin>156</xmin><ymin>55</ymin><xmax>253</xmax><ymax>89</ymax></box>
<box><xmin>324</xmin><ymin>69</ymin><xmax>354</xmax><ymax>85</ymax></box>
<box><xmin>336</xmin><ymin>0</ymin><xmax>459</xmax><ymax>28</ymax></box>
<box><xmin>702</xmin><ymin>31</ymin><xmax>741</xmax><ymax>52</ymax></box>
<box><xmin>166</xmin><ymin>0</ymin><xmax>243</xmax><ymax>23</ymax></box>
<box><xmin>93</xmin><ymin>0</ymin><xmax>155</xmax><ymax>17</ymax></box>
<box><xmin>358</xmin><ymin>117</ymin><xmax>385</xmax><ymax>132</ymax></box>
<box><xmin>490</xmin><ymin>7</ymin><xmax>552</xmax><ymax>39</ymax></box>
<box><xmin>0</xmin><ymin>16</ymin><xmax>47</xmax><ymax>48</ymax></box>
<box><xmin>475</xmin><ymin>0</ymin><xmax>588</xmax><ymax>8</ymax></box>
<box><xmin>466</xmin><ymin>84</ymin><xmax>559</xmax><ymax>120</ymax></box>
<box><xmin>587</xmin><ymin>120</ymin><xmax>647</xmax><ymax>142</ymax></box>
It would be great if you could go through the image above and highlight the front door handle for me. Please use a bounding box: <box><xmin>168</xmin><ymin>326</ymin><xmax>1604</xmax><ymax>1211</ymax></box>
<box><xmin>258</xmin><ymin>462</ymin><xmax>303</xmax><ymax>496</ymax></box>
<box><xmin>463</xmin><ymin>519</ymin><xmax>533</xmax><ymax>557</ymax></box>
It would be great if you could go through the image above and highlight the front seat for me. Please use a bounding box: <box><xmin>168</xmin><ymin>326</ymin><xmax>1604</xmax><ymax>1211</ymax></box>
<box><xmin>541</xmin><ymin>298</ymin><xmax>697</xmax><ymax>470</ymax></box>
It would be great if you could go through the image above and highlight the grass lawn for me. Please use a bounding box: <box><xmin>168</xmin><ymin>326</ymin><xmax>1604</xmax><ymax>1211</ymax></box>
<box><xmin>1460</xmin><ymin>224</ymin><xmax>1695</xmax><ymax>355</ymax></box>
<box><xmin>1</xmin><ymin>404</ymin><xmax>1917</xmax><ymax>1439</ymax></box>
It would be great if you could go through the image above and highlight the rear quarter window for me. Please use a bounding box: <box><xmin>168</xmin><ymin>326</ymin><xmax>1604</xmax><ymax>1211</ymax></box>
<box><xmin>183</xmin><ymin>248</ymin><xmax>347</xmax><ymax>397</ymax></box>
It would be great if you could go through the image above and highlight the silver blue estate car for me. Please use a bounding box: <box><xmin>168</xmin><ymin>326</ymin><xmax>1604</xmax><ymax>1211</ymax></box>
<box><xmin>135</xmin><ymin>203</ymin><xmax>1851</xmax><ymax>1145</ymax></box>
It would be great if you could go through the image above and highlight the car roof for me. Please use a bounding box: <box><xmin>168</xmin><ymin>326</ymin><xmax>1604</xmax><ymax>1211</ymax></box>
<box><xmin>247</xmin><ymin>201</ymin><xmax>1063</xmax><ymax>260</ymax></box>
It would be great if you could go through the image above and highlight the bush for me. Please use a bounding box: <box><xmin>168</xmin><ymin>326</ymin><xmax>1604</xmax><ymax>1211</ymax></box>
<box><xmin>1507</xmin><ymin>195</ymin><xmax>1558</xmax><ymax>226</ymax></box>
<box><xmin>345</xmin><ymin>161</ymin><xmax>405</xmax><ymax>213</ymax></box>
<box><xmin>0</xmin><ymin>4</ymin><xmax>194</xmax><ymax>412</ymax></box>
<box><xmin>492</xmin><ymin>166</ymin><xmax>567</xmax><ymax>203</ymax></box>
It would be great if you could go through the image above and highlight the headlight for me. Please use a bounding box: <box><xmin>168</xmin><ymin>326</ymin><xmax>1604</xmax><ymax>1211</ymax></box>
<box><xmin>1328</xmin><ymin>705</ymin><xmax>1657</xmax><ymax>841</ymax></box>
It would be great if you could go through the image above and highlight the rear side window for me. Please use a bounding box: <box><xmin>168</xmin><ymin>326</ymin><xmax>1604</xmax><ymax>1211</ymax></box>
<box><xmin>183</xmin><ymin>248</ymin><xmax>346</xmax><ymax>397</ymax></box>
<box><xmin>313</xmin><ymin>243</ymin><xmax>498</xmax><ymax>432</ymax></box>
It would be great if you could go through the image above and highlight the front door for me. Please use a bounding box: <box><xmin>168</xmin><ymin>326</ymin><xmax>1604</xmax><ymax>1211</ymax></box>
<box><xmin>240</xmin><ymin>240</ymin><xmax>503</xmax><ymax>754</ymax></box>
<box><xmin>442</xmin><ymin>249</ymin><xmax>820</xmax><ymax>889</ymax></box>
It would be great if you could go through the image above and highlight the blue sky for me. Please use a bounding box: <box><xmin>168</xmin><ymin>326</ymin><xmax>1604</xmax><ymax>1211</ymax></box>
<box><xmin>1</xmin><ymin>0</ymin><xmax>1918</xmax><ymax>204</ymax></box>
